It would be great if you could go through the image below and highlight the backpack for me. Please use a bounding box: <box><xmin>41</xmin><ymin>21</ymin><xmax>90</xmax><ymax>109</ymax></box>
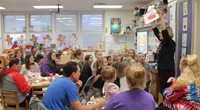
<box><xmin>29</xmin><ymin>96</ymin><xmax>48</xmax><ymax>110</ymax></box>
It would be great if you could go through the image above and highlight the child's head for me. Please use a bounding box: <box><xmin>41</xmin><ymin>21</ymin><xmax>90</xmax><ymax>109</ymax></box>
<box><xmin>30</xmin><ymin>63</ymin><xmax>36</xmax><ymax>72</ymax></box>
<box><xmin>137</xmin><ymin>52</ymin><xmax>146</xmax><ymax>64</ymax></box>
<box><xmin>126</xmin><ymin>65</ymin><xmax>146</xmax><ymax>90</ymax></box>
<box><xmin>126</xmin><ymin>57</ymin><xmax>136</xmax><ymax>66</ymax></box>
<box><xmin>112</xmin><ymin>62</ymin><xmax>127</xmax><ymax>78</ymax></box>
<box><xmin>106</xmin><ymin>56</ymin><xmax>113</xmax><ymax>66</ymax></box>
<box><xmin>96</xmin><ymin>57</ymin><xmax>108</xmax><ymax>69</ymax></box>
<box><xmin>121</xmin><ymin>49</ymin><xmax>127</xmax><ymax>57</ymax></box>
<box><xmin>101</xmin><ymin>66</ymin><xmax>117</xmax><ymax>82</ymax></box>
<box><xmin>95</xmin><ymin>50</ymin><xmax>103</xmax><ymax>60</ymax></box>
<box><xmin>85</xmin><ymin>54</ymin><xmax>93</xmax><ymax>65</ymax></box>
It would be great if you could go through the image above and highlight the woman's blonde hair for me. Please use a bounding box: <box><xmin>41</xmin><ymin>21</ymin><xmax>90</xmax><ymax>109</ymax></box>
<box><xmin>126</xmin><ymin>65</ymin><xmax>146</xmax><ymax>89</ymax></box>
<box><xmin>173</xmin><ymin>54</ymin><xmax>200</xmax><ymax>89</ymax></box>
<box><xmin>166</xmin><ymin>26</ymin><xmax>174</xmax><ymax>38</ymax></box>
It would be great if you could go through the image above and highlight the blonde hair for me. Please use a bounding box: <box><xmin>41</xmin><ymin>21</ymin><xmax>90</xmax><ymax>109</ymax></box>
<box><xmin>173</xmin><ymin>54</ymin><xmax>200</xmax><ymax>89</ymax></box>
<box><xmin>126</xmin><ymin>65</ymin><xmax>146</xmax><ymax>89</ymax></box>
<box><xmin>101</xmin><ymin>66</ymin><xmax>116</xmax><ymax>80</ymax></box>
<box><xmin>166</xmin><ymin>26</ymin><xmax>174</xmax><ymax>38</ymax></box>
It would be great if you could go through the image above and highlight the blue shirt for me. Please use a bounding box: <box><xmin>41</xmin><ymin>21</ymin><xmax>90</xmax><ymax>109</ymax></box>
<box><xmin>42</xmin><ymin>77</ymin><xmax>79</xmax><ymax>110</ymax></box>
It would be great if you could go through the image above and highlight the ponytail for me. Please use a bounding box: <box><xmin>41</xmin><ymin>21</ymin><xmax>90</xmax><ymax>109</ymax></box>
<box><xmin>0</xmin><ymin>65</ymin><xmax>7</xmax><ymax>87</ymax></box>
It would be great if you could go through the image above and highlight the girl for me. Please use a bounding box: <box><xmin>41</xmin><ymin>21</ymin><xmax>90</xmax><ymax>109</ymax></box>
<box><xmin>102</xmin><ymin>66</ymin><xmax>119</xmax><ymax>101</ymax></box>
<box><xmin>121</xmin><ymin>49</ymin><xmax>127</xmax><ymax>62</ymax></box>
<box><xmin>127</xmin><ymin>49</ymin><xmax>135</xmax><ymax>60</ymax></box>
<box><xmin>92</xmin><ymin>57</ymin><xmax>108</xmax><ymax>98</ymax></box>
<box><xmin>40</xmin><ymin>51</ymin><xmax>61</xmax><ymax>76</ymax></box>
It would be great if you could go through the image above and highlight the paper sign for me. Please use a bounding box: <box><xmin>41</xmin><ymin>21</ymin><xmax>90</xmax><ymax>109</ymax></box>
<box><xmin>143</xmin><ymin>9</ymin><xmax>160</xmax><ymax>25</ymax></box>
<box><xmin>183</xmin><ymin>1</ymin><xmax>188</xmax><ymax>16</ymax></box>
<box><xmin>183</xmin><ymin>17</ymin><xmax>188</xmax><ymax>31</ymax></box>
<box><xmin>182</xmin><ymin>33</ymin><xmax>187</xmax><ymax>46</ymax></box>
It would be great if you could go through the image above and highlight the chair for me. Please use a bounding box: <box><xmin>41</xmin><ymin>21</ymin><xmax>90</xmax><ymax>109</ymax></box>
<box><xmin>1</xmin><ymin>92</ymin><xmax>26</xmax><ymax>110</ymax></box>
<box><xmin>32</xmin><ymin>85</ymin><xmax>48</xmax><ymax>100</ymax></box>
<box><xmin>79</xmin><ymin>74</ymin><xmax>95</xmax><ymax>104</ymax></box>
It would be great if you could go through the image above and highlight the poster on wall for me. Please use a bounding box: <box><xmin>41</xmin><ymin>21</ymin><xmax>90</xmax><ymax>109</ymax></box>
<box><xmin>183</xmin><ymin>17</ymin><xmax>188</xmax><ymax>31</ymax></box>
<box><xmin>110</xmin><ymin>18</ymin><xmax>121</xmax><ymax>34</ymax></box>
<box><xmin>168</xmin><ymin>1</ymin><xmax>177</xmax><ymax>41</ymax></box>
<box><xmin>183</xmin><ymin>1</ymin><xmax>188</xmax><ymax>16</ymax></box>
<box><xmin>105</xmin><ymin>36</ymin><xmax>114</xmax><ymax>43</ymax></box>
<box><xmin>137</xmin><ymin>31</ymin><xmax>148</xmax><ymax>54</ymax></box>
<box><xmin>182</xmin><ymin>47</ymin><xmax>186</xmax><ymax>56</ymax></box>
<box><xmin>148</xmin><ymin>31</ymin><xmax>160</xmax><ymax>52</ymax></box>
<box><xmin>111</xmin><ymin>44</ymin><xmax>121</xmax><ymax>50</ymax></box>
<box><xmin>98</xmin><ymin>42</ymin><xmax>105</xmax><ymax>50</ymax></box>
<box><xmin>182</xmin><ymin>33</ymin><xmax>187</xmax><ymax>46</ymax></box>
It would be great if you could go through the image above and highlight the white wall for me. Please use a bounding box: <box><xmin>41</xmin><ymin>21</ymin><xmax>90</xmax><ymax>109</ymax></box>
<box><xmin>103</xmin><ymin>10</ymin><xmax>134</xmax><ymax>56</ymax></box>
<box><xmin>83</xmin><ymin>10</ymin><xmax>134</xmax><ymax>59</ymax></box>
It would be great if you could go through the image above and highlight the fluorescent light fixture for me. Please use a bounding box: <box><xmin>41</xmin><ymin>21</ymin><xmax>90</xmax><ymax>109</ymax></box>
<box><xmin>33</xmin><ymin>5</ymin><xmax>63</xmax><ymax>9</ymax></box>
<box><xmin>0</xmin><ymin>6</ymin><xmax>5</xmax><ymax>9</ymax></box>
<box><xmin>93</xmin><ymin>5</ymin><xmax>123</xmax><ymax>9</ymax></box>
<box><xmin>57</xmin><ymin>17</ymin><xmax>72</xmax><ymax>20</ymax></box>
<box><xmin>16</xmin><ymin>18</ymin><xmax>25</xmax><ymax>21</ymax></box>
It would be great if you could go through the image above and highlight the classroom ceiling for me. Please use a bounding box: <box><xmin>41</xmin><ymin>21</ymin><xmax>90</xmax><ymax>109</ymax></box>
<box><xmin>0</xmin><ymin>0</ymin><xmax>151</xmax><ymax>12</ymax></box>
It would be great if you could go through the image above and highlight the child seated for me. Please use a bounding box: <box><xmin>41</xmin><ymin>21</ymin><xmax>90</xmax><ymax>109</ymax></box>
<box><xmin>27</xmin><ymin>63</ymin><xmax>41</xmax><ymax>78</ymax></box>
<box><xmin>102</xmin><ymin>66</ymin><xmax>120</xmax><ymax>102</ymax></box>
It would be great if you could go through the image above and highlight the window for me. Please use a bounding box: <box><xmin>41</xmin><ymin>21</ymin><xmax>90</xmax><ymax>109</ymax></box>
<box><xmin>55</xmin><ymin>14</ymin><xmax>77</xmax><ymax>32</ymax></box>
<box><xmin>82</xmin><ymin>14</ymin><xmax>103</xmax><ymax>31</ymax></box>
<box><xmin>81</xmin><ymin>14</ymin><xmax>104</xmax><ymax>50</ymax></box>
<box><xmin>4</xmin><ymin>15</ymin><xmax>26</xmax><ymax>33</ymax></box>
<box><xmin>4</xmin><ymin>15</ymin><xmax>26</xmax><ymax>48</ymax></box>
<box><xmin>30</xmin><ymin>15</ymin><xmax>52</xmax><ymax>32</ymax></box>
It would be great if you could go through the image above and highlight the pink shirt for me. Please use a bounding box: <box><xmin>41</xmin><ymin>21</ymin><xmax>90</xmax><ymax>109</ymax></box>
<box><xmin>103</xmin><ymin>82</ymin><xmax>119</xmax><ymax>101</ymax></box>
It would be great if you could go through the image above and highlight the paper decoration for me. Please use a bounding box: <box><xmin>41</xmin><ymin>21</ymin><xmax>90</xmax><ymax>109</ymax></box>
<box><xmin>30</xmin><ymin>34</ymin><xmax>38</xmax><ymax>45</ymax></box>
<box><xmin>68</xmin><ymin>33</ymin><xmax>79</xmax><ymax>49</ymax></box>
<box><xmin>57</xmin><ymin>34</ymin><xmax>66</xmax><ymax>47</ymax></box>
<box><xmin>116</xmin><ymin>36</ymin><xmax>127</xmax><ymax>43</ymax></box>
<box><xmin>6</xmin><ymin>34</ymin><xmax>13</xmax><ymax>46</ymax></box>
<box><xmin>182</xmin><ymin>47</ymin><xmax>186</xmax><ymax>56</ymax></box>
<box><xmin>183</xmin><ymin>1</ymin><xmax>188</xmax><ymax>16</ymax></box>
<box><xmin>143</xmin><ymin>9</ymin><xmax>159</xmax><ymax>25</ymax></box>
<box><xmin>17</xmin><ymin>35</ymin><xmax>25</xmax><ymax>46</ymax></box>
<box><xmin>43</xmin><ymin>34</ymin><xmax>52</xmax><ymax>48</ymax></box>
<box><xmin>182</xmin><ymin>33</ymin><xmax>187</xmax><ymax>47</ymax></box>
<box><xmin>183</xmin><ymin>17</ymin><xmax>188</xmax><ymax>31</ymax></box>
<box><xmin>111</xmin><ymin>44</ymin><xmax>121</xmax><ymax>50</ymax></box>
<box><xmin>98</xmin><ymin>42</ymin><xmax>105</xmax><ymax>50</ymax></box>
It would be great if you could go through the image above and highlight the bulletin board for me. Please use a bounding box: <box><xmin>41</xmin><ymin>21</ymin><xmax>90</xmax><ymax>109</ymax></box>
<box><xmin>177</xmin><ymin>0</ymin><xmax>192</xmax><ymax>76</ymax></box>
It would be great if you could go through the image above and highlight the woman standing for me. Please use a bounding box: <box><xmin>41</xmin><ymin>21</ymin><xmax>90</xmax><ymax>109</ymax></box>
<box><xmin>151</xmin><ymin>10</ymin><xmax>176</xmax><ymax>94</ymax></box>
<box><xmin>40</xmin><ymin>52</ymin><xmax>61</xmax><ymax>76</ymax></box>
